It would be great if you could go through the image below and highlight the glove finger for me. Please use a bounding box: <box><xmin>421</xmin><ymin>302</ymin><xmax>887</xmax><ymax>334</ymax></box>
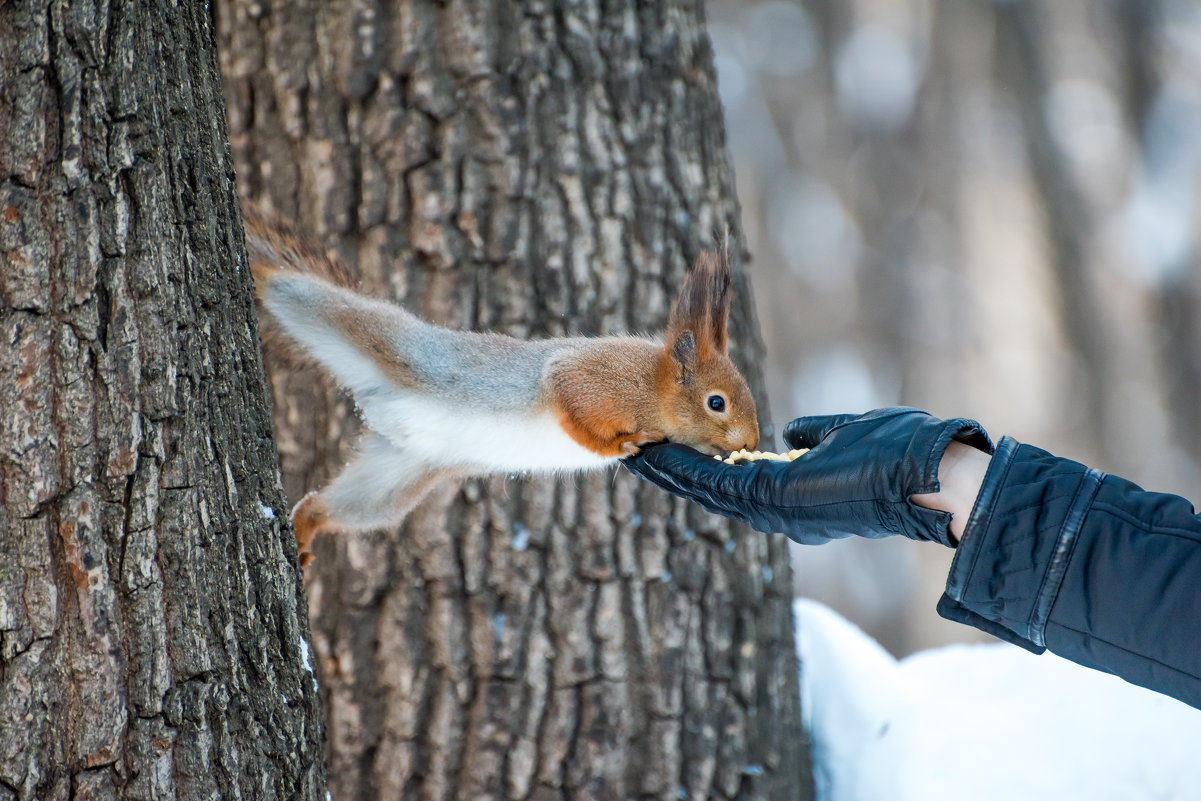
<box><xmin>782</xmin><ymin>413</ymin><xmax>861</xmax><ymax>450</ymax></box>
<box><xmin>622</xmin><ymin>444</ymin><xmax>757</xmax><ymax>521</ymax></box>
<box><xmin>623</xmin><ymin>444</ymin><xmax>737</xmax><ymax>498</ymax></box>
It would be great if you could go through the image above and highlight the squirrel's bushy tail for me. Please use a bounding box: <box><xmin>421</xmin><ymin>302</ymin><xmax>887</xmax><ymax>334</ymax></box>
<box><xmin>243</xmin><ymin>206</ymin><xmax>356</xmax><ymax>367</ymax></box>
<box><xmin>242</xmin><ymin>206</ymin><xmax>355</xmax><ymax>288</ymax></box>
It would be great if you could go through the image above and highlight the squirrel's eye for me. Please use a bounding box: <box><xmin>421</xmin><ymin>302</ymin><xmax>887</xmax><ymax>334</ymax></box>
<box><xmin>707</xmin><ymin>394</ymin><xmax>726</xmax><ymax>413</ymax></box>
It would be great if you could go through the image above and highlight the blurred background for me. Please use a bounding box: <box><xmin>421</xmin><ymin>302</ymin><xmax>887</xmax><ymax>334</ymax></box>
<box><xmin>707</xmin><ymin>0</ymin><xmax>1201</xmax><ymax>656</ymax></box>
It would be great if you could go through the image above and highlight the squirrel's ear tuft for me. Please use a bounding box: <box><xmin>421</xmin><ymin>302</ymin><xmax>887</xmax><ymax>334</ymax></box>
<box><xmin>669</xmin><ymin>330</ymin><xmax>697</xmax><ymax>385</ymax></box>
<box><xmin>666</xmin><ymin>249</ymin><xmax>732</xmax><ymax>358</ymax></box>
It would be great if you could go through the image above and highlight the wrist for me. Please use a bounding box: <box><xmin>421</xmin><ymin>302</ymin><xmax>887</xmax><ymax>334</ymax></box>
<box><xmin>912</xmin><ymin>441</ymin><xmax>992</xmax><ymax>543</ymax></box>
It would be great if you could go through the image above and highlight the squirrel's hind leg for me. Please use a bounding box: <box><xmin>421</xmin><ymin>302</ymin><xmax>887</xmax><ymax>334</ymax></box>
<box><xmin>290</xmin><ymin>431</ymin><xmax>456</xmax><ymax>568</ymax></box>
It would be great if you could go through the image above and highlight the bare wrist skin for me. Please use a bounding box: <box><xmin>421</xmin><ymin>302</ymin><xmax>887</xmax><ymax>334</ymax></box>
<box><xmin>911</xmin><ymin>441</ymin><xmax>992</xmax><ymax>544</ymax></box>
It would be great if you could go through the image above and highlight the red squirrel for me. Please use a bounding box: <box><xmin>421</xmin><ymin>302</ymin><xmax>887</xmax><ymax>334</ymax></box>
<box><xmin>244</xmin><ymin>209</ymin><xmax>760</xmax><ymax>566</ymax></box>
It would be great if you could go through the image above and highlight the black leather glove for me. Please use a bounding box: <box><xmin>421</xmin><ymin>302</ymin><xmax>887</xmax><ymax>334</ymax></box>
<box><xmin>622</xmin><ymin>407</ymin><xmax>992</xmax><ymax>547</ymax></box>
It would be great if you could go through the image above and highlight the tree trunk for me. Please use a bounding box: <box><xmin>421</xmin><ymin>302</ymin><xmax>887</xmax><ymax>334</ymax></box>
<box><xmin>1113</xmin><ymin>0</ymin><xmax>1201</xmax><ymax>464</ymax></box>
<box><xmin>216</xmin><ymin>1</ymin><xmax>812</xmax><ymax>799</ymax></box>
<box><xmin>992</xmin><ymin>0</ymin><xmax>1116</xmax><ymax>458</ymax></box>
<box><xmin>0</xmin><ymin>2</ymin><xmax>324</xmax><ymax>799</ymax></box>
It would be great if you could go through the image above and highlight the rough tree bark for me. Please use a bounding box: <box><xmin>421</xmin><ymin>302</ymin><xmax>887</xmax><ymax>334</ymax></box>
<box><xmin>0</xmin><ymin>2</ymin><xmax>324</xmax><ymax>799</ymax></box>
<box><xmin>216</xmin><ymin>1</ymin><xmax>812</xmax><ymax>800</ymax></box>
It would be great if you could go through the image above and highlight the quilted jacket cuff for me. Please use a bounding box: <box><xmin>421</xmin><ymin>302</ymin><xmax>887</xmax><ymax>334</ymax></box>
<box><xmin>939</xmin><ymin>436</ymin><xmax>1103</xmax><ymax>650</ymax></box>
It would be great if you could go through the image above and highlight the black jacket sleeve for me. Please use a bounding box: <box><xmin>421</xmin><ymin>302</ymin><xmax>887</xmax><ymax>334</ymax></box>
<box><xmin>937</xmin><ymin>436</ymin><xmax>1201</xmax><ymax>710</ymax></box>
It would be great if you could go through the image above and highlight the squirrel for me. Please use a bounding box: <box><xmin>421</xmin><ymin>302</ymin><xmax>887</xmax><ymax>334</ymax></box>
<box><xmin>243</xmin><ymin>208</ymin><xmax>760</xmax><ymax>567</ymax></box>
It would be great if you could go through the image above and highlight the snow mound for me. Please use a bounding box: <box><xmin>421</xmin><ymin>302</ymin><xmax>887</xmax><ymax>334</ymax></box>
<box><xmin>794</xmin><ymin>598</ymin><xmax>1201</xmax><ymax>801</ymax></box>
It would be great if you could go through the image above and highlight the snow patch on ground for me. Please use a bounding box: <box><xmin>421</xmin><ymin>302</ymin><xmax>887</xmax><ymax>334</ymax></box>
<box><xmin>794</xmin><ymin>598</ymin><xmax>1201</xmax><ymax>801</ymax></box>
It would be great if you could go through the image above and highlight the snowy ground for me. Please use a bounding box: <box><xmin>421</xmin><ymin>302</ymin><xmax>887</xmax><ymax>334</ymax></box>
<box><xmin>794</xmin><ymin>599</ymin><xmax>1201</xmax><ymax>801</ymax></box>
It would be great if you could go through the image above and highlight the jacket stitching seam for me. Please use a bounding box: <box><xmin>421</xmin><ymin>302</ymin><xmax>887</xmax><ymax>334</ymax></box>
<box><xmin>1088</xmin><ymin>503</ymin><xmax>1201</xmax><ymax>542</ymax></box>
<box><xmin>1045</xmin><ymin>622</ymin><xmax>1201</xmax><ymax>683</ymax></box>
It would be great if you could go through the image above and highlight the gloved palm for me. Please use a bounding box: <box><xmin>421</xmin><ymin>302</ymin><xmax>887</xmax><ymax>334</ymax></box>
<box><xmin>621</xmin><ymin>407</ymin><xmax>991</xmax><ymax>547</ymax></box>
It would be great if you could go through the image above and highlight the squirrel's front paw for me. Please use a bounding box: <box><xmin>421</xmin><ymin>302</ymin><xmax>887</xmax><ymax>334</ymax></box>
<box><xmin>619</xmin><ymin>429</ymin><xmax>667</xmax><ymax>455</ymax></box>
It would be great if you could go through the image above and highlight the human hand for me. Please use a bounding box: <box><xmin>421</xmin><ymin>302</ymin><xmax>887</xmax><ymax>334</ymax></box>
<box><xmin>621</xmin><ymin>407</ymin><xmax>992</xmax><ymax>547</ymax></box>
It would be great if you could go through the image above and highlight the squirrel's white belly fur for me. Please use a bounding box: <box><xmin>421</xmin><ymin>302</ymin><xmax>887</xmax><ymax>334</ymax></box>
<box><xmin>368</xmin><ymin>394</ymin><xmax>616</xmax><ymax>473</ymax></box>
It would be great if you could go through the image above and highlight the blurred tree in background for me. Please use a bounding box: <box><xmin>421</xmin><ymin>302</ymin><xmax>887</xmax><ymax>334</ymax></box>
<box><xmin>709</xmin><ymin>0</ymin><xmax>1201</xmax><ymax>655</ymax></box>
